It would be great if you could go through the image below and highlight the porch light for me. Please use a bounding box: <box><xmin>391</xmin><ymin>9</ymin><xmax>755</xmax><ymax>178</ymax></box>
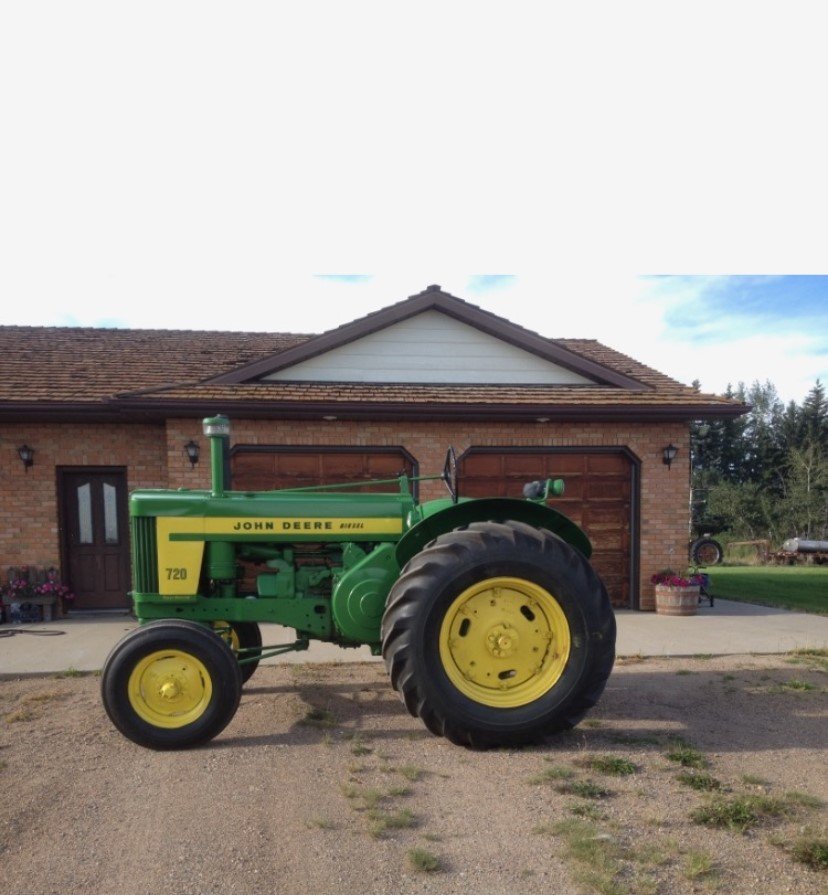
<box><xmin>184</xmin><ymin>440</ymin><xmax>200</xmax><ymax>468</ymax></box>
<box><xmin>17</xmin><ymin>444</ymin><xmax>34</xmax><ymax>471</ymax></box>
<box><xmin>662</xmin><ymin>443</ymin><xmax>678</xmax><ymax>469</ymax></box>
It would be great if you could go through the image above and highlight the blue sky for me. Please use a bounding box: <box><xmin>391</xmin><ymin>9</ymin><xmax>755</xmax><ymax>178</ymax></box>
<box><xmin>1</xmin><ymin>6</ymin><xmax>826</xmax><ymax>405</ymax></box>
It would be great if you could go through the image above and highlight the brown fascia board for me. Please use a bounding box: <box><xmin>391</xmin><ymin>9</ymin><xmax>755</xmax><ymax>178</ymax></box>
<box><xmin>0</xmin><ymin>399</ymin><xmax>749</xmax><ymax>425</ymax></box>
<box><xmin>205</xmin><ymin>288</ymin><xmax>652</xmax><ymax>392</ymax></box>
<box><xmin>92</xmin><ymin>397</ymin><xmax>750</xmax><ymax>424</ymax></box>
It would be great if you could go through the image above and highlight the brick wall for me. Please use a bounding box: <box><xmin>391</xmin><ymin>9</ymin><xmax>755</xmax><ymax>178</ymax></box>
<box><xmin>166</xmin><ymin>417</ymin><xmax>691</xmax><ymax>607</ymax></box>
<box><xmin>1</xmin><ymin>417</ymin><xmax>689</xmax><ymax>608</ymax></box>
<box><xmin>0</xmin><ymin>422</ymin><xmax>167</xmax><ymax>576</ymax></box>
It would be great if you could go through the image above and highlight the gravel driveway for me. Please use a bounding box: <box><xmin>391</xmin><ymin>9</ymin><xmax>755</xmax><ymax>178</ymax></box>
<box><xmin>1</xmin><ymin>653</ymin><xmax>826</xmax><ymax>894</ymax></box>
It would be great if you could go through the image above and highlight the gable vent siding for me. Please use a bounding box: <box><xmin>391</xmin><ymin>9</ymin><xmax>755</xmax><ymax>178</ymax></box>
<box><xmin>263</xmin><ymin>311</ymin><xmax>595</xmax><ymax>386</ymax></box>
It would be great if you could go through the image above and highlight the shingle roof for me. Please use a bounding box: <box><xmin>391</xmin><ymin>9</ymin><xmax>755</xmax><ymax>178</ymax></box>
<box><xmin>0</xmin><ymin>326</ymin><xmax>309</xmax><ymax>403</ymax></box>
<box><xmin>0</xmin><ymin>319</ymin><xmax>744</xmax><ymax>421</ymax></box>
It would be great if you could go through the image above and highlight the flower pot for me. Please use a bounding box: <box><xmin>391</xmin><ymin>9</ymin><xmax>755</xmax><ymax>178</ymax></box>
<box><xmin>654</xmin><ymin>584</ymin><xmax>700</xmax><ymax>616</ymax></box>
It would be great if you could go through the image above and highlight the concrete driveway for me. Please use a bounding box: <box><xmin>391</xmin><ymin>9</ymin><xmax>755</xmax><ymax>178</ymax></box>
<box><xmin>1</xmin><ymin>599</ymin><xmax>826</xmax><ymax>676</ymax></box>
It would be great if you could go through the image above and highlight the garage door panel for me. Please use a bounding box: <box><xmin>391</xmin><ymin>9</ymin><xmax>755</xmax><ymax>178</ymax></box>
<box><xmin>503</xmin><ymin>454</ymin><xmax>547</xmax><ymax>476</ymax></box>
<box><xmin>232</xmin><ymin>448</ymin><xmax>415</xmax><ymax>495</ymax></box>
<box><xmin>233</xmin><ymin>452</ymin><xmax>275</xmax><ymax>475</ymax></box>
<box><xmin>586</xmin><ymin>480</ymin><xmax>630</xmax><ymax>500</ymax></box>
<box><xmin>275</xmin><ymin>454</ymin><xmax>319</xmax><ymax>478</ymax></box>
<box><xmin>542</xmin><ymin>454</ymin><xmax>584</xmax><ymax>474</ymax></box>
<box><xmin>587</xmin><ymin>454</ymin><xmax>629</xmax><ymax>474</ymax></box>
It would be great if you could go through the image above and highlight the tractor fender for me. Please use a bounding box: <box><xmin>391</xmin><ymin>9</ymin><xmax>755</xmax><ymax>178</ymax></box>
<box><xmin>396</xmin><ymin>497</ymin><xmax>592</xmax><ymax>568</ymax></box>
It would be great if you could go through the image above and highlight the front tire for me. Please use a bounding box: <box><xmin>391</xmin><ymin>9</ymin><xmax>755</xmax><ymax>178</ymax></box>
<box><xmin>381</xmin><ymin>521</ymin><xmax>615</xmax><ymax>748</ymax></box>
<box><xmin>101</xmin><ymin>620</ymin><xmax>243</xmax><ymax>749</ymax></box>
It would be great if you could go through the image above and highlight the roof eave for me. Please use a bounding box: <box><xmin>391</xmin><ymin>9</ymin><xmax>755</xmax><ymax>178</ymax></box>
<box><xmin>104</xmin><ymin>398</ymin><xmax>750</xmax><ymax>423</ymax></box>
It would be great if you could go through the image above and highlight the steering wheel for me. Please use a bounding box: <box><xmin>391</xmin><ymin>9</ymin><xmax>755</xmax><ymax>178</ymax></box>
<box><xmin>442</xmin><ymin>446</ymin><xmax>459</xmax><ymax>503</ymax></box>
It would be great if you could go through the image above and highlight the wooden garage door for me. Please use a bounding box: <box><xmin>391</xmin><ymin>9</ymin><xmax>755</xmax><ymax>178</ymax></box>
<box><xmin>459</xmin><ymin>450</ymin><xmax>634</xmax><ymax>608</ymax></box>
<box><xmin>231</xmin><ymin>447</ymin><xmax>416</xmax><ymax>493</ymax></box>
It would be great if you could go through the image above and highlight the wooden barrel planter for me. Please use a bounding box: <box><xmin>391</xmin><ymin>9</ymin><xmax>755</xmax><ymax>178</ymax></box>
<box><xmin>654</xmin><ymin>584</ymin><xmax>700</xmax><ymax>616</ymax></box>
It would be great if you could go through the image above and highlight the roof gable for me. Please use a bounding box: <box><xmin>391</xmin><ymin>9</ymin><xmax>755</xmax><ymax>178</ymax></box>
<box><xmin>208</xmin><ymin>286</ymin><xmax>650</xmax><ymax>391</ymax></box>
<box><xmin>262</xmin><ymin>310</ymin><xmax>597</xmax><ymax>385</ymax></box>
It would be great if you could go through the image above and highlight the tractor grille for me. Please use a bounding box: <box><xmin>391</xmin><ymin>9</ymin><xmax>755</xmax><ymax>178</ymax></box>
<box><xmin>131</xmin><ymin>517</ymin><xmax>158</xmax><ymax>593</ymax></box>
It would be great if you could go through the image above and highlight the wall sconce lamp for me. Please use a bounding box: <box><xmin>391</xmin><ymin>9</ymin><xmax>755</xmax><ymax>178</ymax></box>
<box><xmin>662</xmin><ymin>443</ymin><xmax>678</xmax><ymax>470</ymax></box>
<box><xmin>18</xmin><ymin>444</ymin><xmax>34</xmax><ymax>471</ymax></box>
<box><xmin>184</xmin><ymin>440</ymin><xmax>200</xmax><ymax>468</ymax></box>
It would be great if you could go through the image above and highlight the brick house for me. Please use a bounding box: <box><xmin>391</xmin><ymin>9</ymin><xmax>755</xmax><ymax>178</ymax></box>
<box><xmin>0</xmin><ymin>286</ymin><xmax>745</xmax><ymax>613</ymax></box>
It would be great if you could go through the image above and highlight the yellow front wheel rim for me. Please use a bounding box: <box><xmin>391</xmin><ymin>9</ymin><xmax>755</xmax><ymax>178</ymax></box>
<box><xmin>438</xmin><ymin>576</ymin><xmax>571</xmax><ymax>708</ymax></box>
<box><xmin>127</xmin><ymin>649</ymin><xmax>213</xmax><ymax>729</ymax></box>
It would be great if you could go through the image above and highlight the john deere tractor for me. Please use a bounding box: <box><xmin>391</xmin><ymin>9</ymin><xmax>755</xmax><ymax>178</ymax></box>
<box><xmin>101</xmin><ymin>416</ymin><xmax>615</xmax><ymax>749</ymax></box>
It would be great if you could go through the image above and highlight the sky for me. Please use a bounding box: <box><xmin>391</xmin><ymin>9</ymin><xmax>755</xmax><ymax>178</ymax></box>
<box><xmin>1</xmin><ymin>4</ymin><xmax>826</xmax><ymax>405</ymax></box>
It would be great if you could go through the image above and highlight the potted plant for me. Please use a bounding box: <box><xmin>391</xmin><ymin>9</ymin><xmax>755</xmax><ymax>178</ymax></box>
<box><xmin>650</xmin><ymin>570</ymin><xmax>704</xmax><ymax>616</ymax></box>
<box><xmin>35</xmin><ymin>568</ymin><xmax>75</xmax><ymax>618</ymax></box>
<box><xmin>0</xmin><ymin>569</ymin><xmax>36</xmax><ymax>624</ymax></box>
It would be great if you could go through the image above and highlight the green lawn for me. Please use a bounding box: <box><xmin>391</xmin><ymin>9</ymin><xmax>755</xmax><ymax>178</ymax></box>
<box><xmin>709</xmin><ymin>566</ymin><xmax>828</xmax><ymax>614</ymax></box>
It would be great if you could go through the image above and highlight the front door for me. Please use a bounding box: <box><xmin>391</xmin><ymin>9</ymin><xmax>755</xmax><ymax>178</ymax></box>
<box><xmin>59</xmin><ymin>468</ymin><xmax>130</xmax><ymax>609</ymax></box>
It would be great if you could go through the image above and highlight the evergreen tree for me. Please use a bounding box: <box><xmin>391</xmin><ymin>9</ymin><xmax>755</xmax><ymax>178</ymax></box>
<box><xmin>802</xmin><ymin>380</ymin><xmax>827</xmax><ymax>451</ymax></box>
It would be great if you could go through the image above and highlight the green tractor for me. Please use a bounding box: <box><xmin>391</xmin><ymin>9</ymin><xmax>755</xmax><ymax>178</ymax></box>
<box><xmin>101</xmin><ymin>416</ymin><xmax>615</xmax><ymax>749</ymax></box>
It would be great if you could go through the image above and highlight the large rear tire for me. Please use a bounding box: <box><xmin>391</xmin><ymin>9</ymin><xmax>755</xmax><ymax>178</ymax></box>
<box><xmin>690</xmin><ymin>537</ymin><xmax>723</xmax><ymax>567</ymax></box>
<box><xmin>101</xmin><ymin>620</ymin><xmax>242</xmax><ymax>750</ymax></box>
<box><xmin>381</xmin><ymin>521</ymin><xmax>615</xmax><ymax>748</ymax></box>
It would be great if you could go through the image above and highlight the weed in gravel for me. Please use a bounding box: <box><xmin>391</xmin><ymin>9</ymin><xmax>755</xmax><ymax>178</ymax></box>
<box><xmin>778</xmin><ymin>678</ymin><xmax>817</xmax><ymax>692</ymax></box>
<box><xmin>367</xmin><ymin>807</ymin><xmax>416</xmax><ymax>838</ymax></box>
<box><xmin>0</xmin><ymin>760</ymin><xmax>7</xmax><ymax>772</ymax></box>
<box><xmin>408</xmin><ymin>847</ymin><xmax>442</xmax><ymax>872</ymax></box>
<box><xmin>676</xmin><ymin>771</ymin><xmax>722</xmax><ymax>792</ymax></box>
<box><xmin>54</xmin><ymin>667</ymin><xmax>84</xmax><ymax>678</ymax></box>
<box><xmin>683</xmin><ymin>849</ymin><xmax>715</xmax><ymax>879</ymax></box>
<box><xmin>387</xmin><ymin>784</ymin><xmax>412</xmax><ymax>798</ymax></box>
<box><xmin>583</xmin><ymin>719</ymin><xmax>604</xmax><ymax>728</ymax></box>
<box><xmin>307</xmin><ymin>817</ymin><xmax>335</xmax><ymax>830</ymax></box>
<box><xmin>692</xmin><ymin>653</ymin><xmax>714</xmax><ymax>660</ymax></box>
<box><xmin>529</xmin><ymin>765</ymin><xmax>575</xmax><ymax>784</ymax></box>
<box><xmin>788</xmin><ymin>650</ymin><xmax>828</xmax><ymax>672</ymax></box>
<box><xmin>553</xmin><ymin>818</ymin><xmax>623</xmax><ymax>894</ymax></box>
<box><xmin>350</xmin><ymin>738</ymin><xmax>372</xmax><ymax>756</ymax></box>
<box><xmin>557</xmin><ymin>780</ymin><xmax>612</xmax><ymax>800</ymax></box>
<box><xmin>783</xmin><ymin>790</ymin><xmax>823</xmax><ymax>809</ymax></box>
<box><xmin>675</xmin><ymin>670</ymin><xmax>693</xmax><ymax>676</ymax></box>
<box><xmin>578</xmin><ymin>755</ymin><xmax>637</xmax><ymax>776</ymax></box>
<box><xmin>789</xmin><ymin>836</ymin><xmax>828</xmax><ymax>870</ymax></box>
<box><xmin>4</xmin><ymin>709</ymin><xmax>34</xmax><ymax>723</ymax></box>
<box><xmin>300</xmin><ymin>707</ymin><xmax>338</xmax><ymax>728</ymax></box>
<box><xmin>691</xmin><ymin>794</ymin><xmax>791</xmax><ymax>833</ymax></box>
<box><xmin>23</xmin><ymin>690</ymin><xmax>66</xmax><ymax>703</ymax></box>
<box><xmin>398</xmin><ymin>765</ymin><xmax>424</xmax><ymax>782</ymax></box>
<box><xmin>665</xmin><ymin>740</ymin><xmax>709</xmax><ymax>769</ymax></box>
<box><xmin>740</xmin><ymin>773</ymin><xmax>769</xmax><ymax>786</ymax></box>
<box><xmin>721</xmin><ymin>674</ymin><xmax>736</xmax><ymax>681</ymax></box>
<box><xmin>569</xmin><ymin>803</ymin><xmax>605</xmax><ymax>820</ymax></box>
<box><xmin>341</xmin><ymin>783</ymin><xmax>359</xmax><ymax>800</ymax></box>
<box><xmin>616</xmin><ymin>654</ymin><xmax>646</xmax><ymax>665</ymax></box>
<box><xmin>422</xmin><ymin>832</ymin><xmax>441</xmax><ymax>842</ymax></box>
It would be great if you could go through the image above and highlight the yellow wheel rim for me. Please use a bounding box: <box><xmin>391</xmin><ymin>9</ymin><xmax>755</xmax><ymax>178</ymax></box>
<box><xmin>438</xmin><ymin>576</ymin><xmax>571</xmax><ymax>708</ymax></box>
<box><xmin>212</xmin><ymin>621</ymin><xmax>240</xmax><ymax>652</ymax></box>
<box><xmin>127</xmin><ymin>649</ymin><xmax>213</xmax><ymax>729</ymax></box>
